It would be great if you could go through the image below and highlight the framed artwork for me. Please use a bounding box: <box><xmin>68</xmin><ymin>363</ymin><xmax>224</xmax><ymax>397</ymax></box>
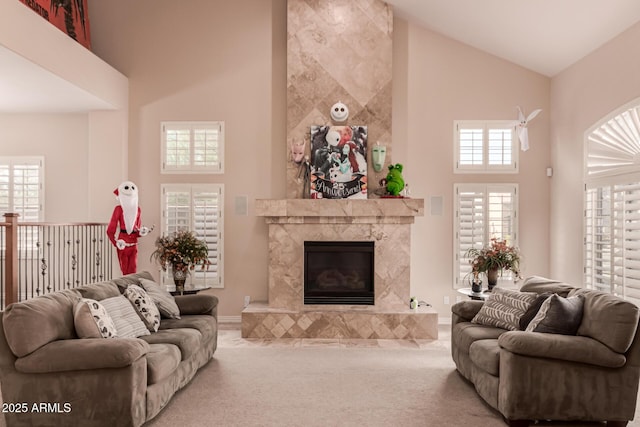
<box><xmin>309</xmin><ymin>125</ymin><xmax>367</xmax><ymax>199</ymax></box>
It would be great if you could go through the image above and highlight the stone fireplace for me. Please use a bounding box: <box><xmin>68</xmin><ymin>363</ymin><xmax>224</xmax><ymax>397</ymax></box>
<box><xmin>241</xmin><ymin>199</ymin><xmax>437</xmax><ymax>339</ymax></box>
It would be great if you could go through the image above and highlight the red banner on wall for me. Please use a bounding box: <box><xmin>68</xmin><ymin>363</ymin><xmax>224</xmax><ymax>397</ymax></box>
<box><xmin>18</xmin><ymin>0</ymin><xmax>91</xmax><ymax>50</ymax></box>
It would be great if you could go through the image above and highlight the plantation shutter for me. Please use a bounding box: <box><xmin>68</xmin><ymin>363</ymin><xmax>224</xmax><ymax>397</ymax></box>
<box><xmin>162</xmin><ymin>184</ymin><xmax>224</xmax><ymax>288</ymax></box>
<box><xmin>0</xmin><ymin>157</ymin><xmax>43</xmax><ymax>222</ymax></box>
<box><xmin>454</xmin><ymin>184</ymin><xmax>518</xmax><ymax>287</ymax></box>
<box><xmin>455</xmin><ymin>186</ymin><xmax>485</xmax><ymax>285</ymax></box>
<box><xmin>162</xmin><ymin>122</ymin><xmax>224</xmax><ymax>173</ymax></box>
<box><xmin>612</xmin><ymin>183</ymin><xmax>640</xmax><ymax>304</ymax></box>
<box><xmin>584</xmin><ymin>187</ymin><xmax>612</xmax><ymax>293</ymax></box>
<box><xmin>455</xmin><ymin>121</ymin><xmax>517</xmax><ymax>173</ymax></box>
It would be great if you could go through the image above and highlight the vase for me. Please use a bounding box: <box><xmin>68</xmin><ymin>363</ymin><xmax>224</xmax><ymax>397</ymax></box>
<box><xmin>172</xmin><ymin>266</ymin><xmax>188</xmax><ymax>295</ymax></box>
<box><xmin>471</xmin><ymin>280</ymin><xmax>482</xmax><ymax>293</ymax></box>
<box><xmin>487</xmin><ymin>268</ymin><xmax>499</xmax><ymax>291</ymax></box>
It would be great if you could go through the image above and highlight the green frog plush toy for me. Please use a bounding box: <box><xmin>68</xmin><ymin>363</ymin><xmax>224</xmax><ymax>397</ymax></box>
<box><xmin>385</xmin><ymin>163</ymin><xmax>405</xmax><ymax>196</ymax></box>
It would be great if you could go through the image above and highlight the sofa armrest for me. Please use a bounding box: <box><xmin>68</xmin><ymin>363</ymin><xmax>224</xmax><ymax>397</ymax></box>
<box><xmin>451</xmin><ymin>300</ymin><xmax>484</xmax><ymax>323</ymax></box>
<box><xmin>175</xmin><ymin>293</ymin><xmax>218</xmax><ymax>316</ymax></box>
<box><xmin>14</xmin><ymin>338</ymin><xmax>149</xmax><ymax>374</ymax></box>
<box><xmin>498</xmin><ymin>331</ymin><xmax>626</xmax><ymax>368</ymax></box>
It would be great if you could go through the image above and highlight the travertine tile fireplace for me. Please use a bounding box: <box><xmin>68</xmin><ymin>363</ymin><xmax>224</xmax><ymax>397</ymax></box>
<box><xmin>241</xmin><ymin>198</ymin><xmax>438</xmax><ymax>339</ymax></box>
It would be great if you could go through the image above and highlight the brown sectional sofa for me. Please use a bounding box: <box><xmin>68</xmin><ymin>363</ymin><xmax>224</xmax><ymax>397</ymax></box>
<box><xmin>0</xmin><ymin>271</ymin><xmax>218</xmax><ymax>427</ymax></box>
<box><xmin>451</xmin><ymin>276</ymin><xmax>640</xmax><ymax>427</ymax></box>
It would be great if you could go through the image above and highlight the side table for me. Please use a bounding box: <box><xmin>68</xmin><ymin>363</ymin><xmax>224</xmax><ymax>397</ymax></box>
<box><xmin>170</xmin><ymin>286</ymin><xmax>211</xmax><ymax>296</ymax></box>
<box><xmin>457</xmin><ymin>287</ymin><xmax>491</xmax><ymax>301</ymax></box>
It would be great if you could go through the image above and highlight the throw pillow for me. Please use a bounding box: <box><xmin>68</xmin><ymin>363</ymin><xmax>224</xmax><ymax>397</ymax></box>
<box><xmin>73</xmin><ymin>298</ymin><xmax>118</xmax><ymax>339</ymax></box>
<box><xmin>471</xmin><ymin>287</ymin><xmax>538</xmax><ymax>331</ymax></box>
<box><xmin>139</xmin><ymin>278</ymin><xmax>181</xmax><ymax>319</ymax></box>
<box><xmin>100</xmin><ymin>295</ymin><xmax>150</xmax><ymax>338</ymax></box>
<box><xmin>124</xmin><ymin>284</ymin><xmax>161</xmax><ymax>332</ymax></box>
<box><xmin>525</xmin><ymin>293</ymin><xmax>585</xmax><ymax>335</ymax></box>
<box><xmin>519</xmin><ymin>292</ymin><xmax>552</xmax><ymax>330</ymax></box>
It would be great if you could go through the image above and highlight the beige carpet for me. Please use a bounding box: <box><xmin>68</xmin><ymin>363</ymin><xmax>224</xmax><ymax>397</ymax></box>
<box><xmin>145</xmin><ymin>326</ymin><xmax>640</xmax><ymax>427</ymax></box>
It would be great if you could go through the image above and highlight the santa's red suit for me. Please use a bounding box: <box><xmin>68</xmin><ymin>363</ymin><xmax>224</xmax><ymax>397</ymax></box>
<box><xmin>107</xmin><ymin>181</ymin><xmax>150</xmax><ymax>275</ymax></box>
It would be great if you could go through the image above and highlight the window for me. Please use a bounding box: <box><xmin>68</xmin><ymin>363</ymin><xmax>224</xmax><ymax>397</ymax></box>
<box><xmin>161</xmin><ymin>184</ymin><xmax>224</xmax><ymax>288</ymax></box>
<box><xmin>454</xmin><ymin>121</ymin><xmax>518</xmax><ymax>173</ymax></box>
<box><xmin>453</xmin><ymin>183</ymin><xmax>518</xmax><ymax>287</ymax></box>
<box><xmin>161</xmin><ymin>121</ymin><xmax>224</xmax><ymax>174</ymax></box>
<box><xmin>584</xmin><ymin>99</ymin><xmax>640</xmax><ymax>305</ymax></box>
<box><xmin>0</xmin><ymin>157</ymin><xmax>44</xmax><ymax>222</ymax></box>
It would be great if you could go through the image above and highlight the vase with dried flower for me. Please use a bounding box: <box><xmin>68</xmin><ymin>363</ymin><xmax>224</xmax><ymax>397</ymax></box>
<box><xmin>150</xmin><ymin>230</ymin><xmax>210</xmax><ymax>294</ymax></box>
<box><xmin>466</xmin><ymin>238</ymin><xmax>522</xmax><ymax>292</ymax></box>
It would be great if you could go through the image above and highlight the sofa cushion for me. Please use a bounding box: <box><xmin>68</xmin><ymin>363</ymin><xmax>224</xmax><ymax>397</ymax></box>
<box><xmin>452</xmin><ymin>322</ymin><xmax>505</xmax><ymax>353</ymax></box>
<box><xmin>74</xmin><ymin>281</ymin><xmax>121</xmax><ymax>301</ymax></box>
<box><xmin>111</xmin><ymin>271</ymin><xmax>156</xmax><ymax>293</ymax></box>
<box><xmin>124</xmin><ymin>285</ymin><xmax>161</xmax><ymax>332</ymax></box>
<box><xmin>525</xmin><ymin>294</ymin><xmax>584</xmax><ymax>335</ymax></box>
<box><xmin>101</xmin><ymin>295</ymin><xmax>150</xmax><ymax>338</ymax></box>
<box><xmin>520</xmin><ymin>276</ymin><xmax>577</xmax><ymax>297</ymax></box>
<box><xmin>472</xmin><ymin>288</ymin><xmax>538</xmax><ymax>331</ymax></box>
<box><xmin>139</xmin><ymin>278</ymin><xmax>181</xmax><ymax>319</ymax></box>
<box><xmin>469</xmin><ymin>339</ymin><xmax>500</xmax><ymax>376</ymax></box>
<box><xmin>140</xmin><ymin>328</ymin><xmax>202</xmax><ymax>360</ymax></box>
<box><xmin>73</xmin><ymin>298</ymin><xmax>118</xmax><ymax>339</ymax></box>
<box><xmin>146</xmin><ymin>343</ymin><xmax>181</xmax><ymax>385</ymax></box>
<box><xmin>2</xmin><ymin>290</ymin><xmax>78</xmax><ymax>357</ymax></box>
<box><xmin>569</xmin><ymin>288</ymin><xmax>640</xmax><ymax>353</ymax></box>
<box><xmin>159</xmin><ymin>315</ymin><xmax>218</xmax><ymax>344</ymax></box>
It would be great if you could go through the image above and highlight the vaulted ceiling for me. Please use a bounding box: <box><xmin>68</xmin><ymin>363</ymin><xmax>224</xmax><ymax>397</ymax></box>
<box><xmin>2</xmin><ymin>0</ymin><xmax>640</xmax><ymax>113</ymax></box>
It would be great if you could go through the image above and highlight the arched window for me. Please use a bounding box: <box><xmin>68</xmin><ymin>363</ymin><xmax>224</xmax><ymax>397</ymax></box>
<box><xmin>585</xmin><ymin>98</ymin><xmax>640</xmax><ymax>304</ymax></box>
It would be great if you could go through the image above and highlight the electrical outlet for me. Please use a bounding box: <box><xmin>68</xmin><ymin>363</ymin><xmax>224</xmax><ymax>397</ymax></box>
<box><xmin>443</xmin><ymin>296</ymin><xmax>450</xmax><ymax>305</ymax></box>
<box><xmin>244</xmin><ymin>296</ymin><xmax>251</xmax><ymax>307</ymax></box>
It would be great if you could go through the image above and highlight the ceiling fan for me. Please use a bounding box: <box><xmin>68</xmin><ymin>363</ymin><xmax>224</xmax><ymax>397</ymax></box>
<box><xmin>514</xmin><ymin>106</ymin><xmax>541</xmax><ymax>151</ymax></box>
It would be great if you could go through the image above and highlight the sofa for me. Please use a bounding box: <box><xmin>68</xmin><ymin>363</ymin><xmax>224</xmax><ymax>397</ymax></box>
<box><xmin>0</xmin><ymin>271</ymin><xmax>218</xmax><ymax>427</ymax></box>
<box><xmin>451</xmin><ymin>276</ymin><xmax>640</xmax><ymax>427</ymax></box>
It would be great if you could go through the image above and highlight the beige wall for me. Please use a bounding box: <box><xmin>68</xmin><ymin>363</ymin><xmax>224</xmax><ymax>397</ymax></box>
<box><xmin>89</xmin><ymin>0</ymin><xmax>285</xmax><ymax>317</ymax></box>
<box><xmin>396</xmin><ymin>20</ymin><xmax>551</xmax><ymax>317</ymax></box>
<box><xmin>87</xmin><ymin>1</ymin><xmax>553</xmax><ymax>319</ymax></box>
<box><xmin>550</xmin><ymin>22</ymin><xmax>640</xmax><ymax>285</ymax></box>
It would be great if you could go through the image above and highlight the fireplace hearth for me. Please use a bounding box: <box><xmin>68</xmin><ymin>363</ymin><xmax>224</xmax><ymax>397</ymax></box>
<box><xmin>304</xmin><ymin>241</ymin><xmax>374</xmax><ymax>305</ymax></box>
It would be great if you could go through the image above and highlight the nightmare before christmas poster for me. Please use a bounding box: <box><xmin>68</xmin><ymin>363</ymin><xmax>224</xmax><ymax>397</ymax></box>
<box><xmin>310</xmin><ymin>126</ymin><xmax>367</xmax><ymax>199</ymax></box>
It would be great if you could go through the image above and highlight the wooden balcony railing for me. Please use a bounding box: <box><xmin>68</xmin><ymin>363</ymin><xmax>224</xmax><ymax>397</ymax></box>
<box><xmin>1</xmin><ymin>213</ymin><xmax>114</xmax><ymax>310</ymax></box>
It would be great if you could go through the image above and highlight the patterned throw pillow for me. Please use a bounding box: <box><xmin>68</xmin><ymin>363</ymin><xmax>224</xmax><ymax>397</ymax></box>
<box><xmin>101</xmin><ymin>295</ymin><xmax>150</xmax><ymax>338</ymax></box>
<box><xmin>138</xmin><ymin>278</ymin><xmax>181</xmax><ymax>319</ymax></box>
<box><xmin>525</xmin><ymin>294</ymin><xmax>585</xmax><ymax>335</ymax></box>
<box><xmin>124</xmin><ymin>284</ymin><xmax>161</xmax><ymax>332</ymax></box>
<box><xmin>74</xmin><ymin>298</ymin><xmax>118</xmax><ymax>339</ymax></box>
<box><xmin>472</xmin><ymin>287</ymin><xmax>538</xmax><ymax>331</ymax></box>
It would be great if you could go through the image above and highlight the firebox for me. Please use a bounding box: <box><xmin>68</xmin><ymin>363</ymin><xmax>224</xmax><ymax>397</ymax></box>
<box><xmin>304</xmin><ymin>241</ymin><xmax>374</xmax><ymax>305</ymax></box>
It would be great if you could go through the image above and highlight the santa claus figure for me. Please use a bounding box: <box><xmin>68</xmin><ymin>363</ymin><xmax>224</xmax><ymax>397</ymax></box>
<box><xmin>106</xmin><ymin>181</ymin><xmax>152</xmax><ymax>275</ymax></box>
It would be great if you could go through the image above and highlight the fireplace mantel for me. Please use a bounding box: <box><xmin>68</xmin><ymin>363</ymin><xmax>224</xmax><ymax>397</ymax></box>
<box><xmin>242</xmin><ymin>197</ymin><xmax>436</xmax><ymax>339</ymax></box>
<box><xmin>255</xmin><ymin>198</ymin><xmax>424</xmax><ymax>223</ymax></box>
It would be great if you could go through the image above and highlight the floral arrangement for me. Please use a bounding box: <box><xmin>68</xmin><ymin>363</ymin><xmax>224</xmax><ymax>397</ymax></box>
<box><xmin>150</xmin><ymin>230</ymin><xmax>210</xmax><ymax>273</ymax></box>
<box><xmin>466</xmin><ymin>238</ymin><xmax>522</xmax><ymax>279</ymax></box>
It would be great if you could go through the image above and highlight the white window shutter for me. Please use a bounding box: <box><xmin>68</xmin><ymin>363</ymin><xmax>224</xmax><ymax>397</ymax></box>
<box><xmin>161</xmin><ymin>184</ymin><xmax>224</xmax><ymax>288</ymax></box>
<box><xmin>162</xmin><ymin>122</ymin><xmax>224</xmax><ymax>174</ymax></box>
<box><xmin>454</xmin><ymin>183</ymin><xmax>518</xmax><ymax>288</ymax></box>
<box><xmin>454</xmin><ymin>121</ymin><xmax>517</xmax><ymax>173</ymax></box>
<box><xmin>0</xmin><ymin>157</ymin><xmax>43</xmax><ymax>222</ymax></box>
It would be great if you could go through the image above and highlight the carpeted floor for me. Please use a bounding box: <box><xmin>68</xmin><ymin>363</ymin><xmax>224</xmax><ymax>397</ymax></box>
<box><xmin>145</xmin><ymin>325</ymin><xmax>640</xmax><ymax>427</ymax></box>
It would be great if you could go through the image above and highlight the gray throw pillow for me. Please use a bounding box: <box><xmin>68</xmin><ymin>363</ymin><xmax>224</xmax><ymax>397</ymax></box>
<box><xmin>471</xmin><ymin>287</ymin><xmax>538</xmax><ymax>331</ymax></box>
<box><xmin>525</xmin><ymin>293</ymin><xmax>585</xmax><ymax>335</ymax></box>
<box><xmin>519</xmin><ymin>292</ymin><xmax>552</xmax><ymax>330</ymax></box>
<box><xmin>139</xmin><ymin>278</ymin><xmax>181</xmax><ymax>319</ymax></box>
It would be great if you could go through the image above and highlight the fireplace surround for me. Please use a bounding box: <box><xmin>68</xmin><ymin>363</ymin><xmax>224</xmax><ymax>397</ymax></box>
<box><xmin>241</xmin><ymin>199</ymin><xmax>438</xmax><ymax>340</ymax></box>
